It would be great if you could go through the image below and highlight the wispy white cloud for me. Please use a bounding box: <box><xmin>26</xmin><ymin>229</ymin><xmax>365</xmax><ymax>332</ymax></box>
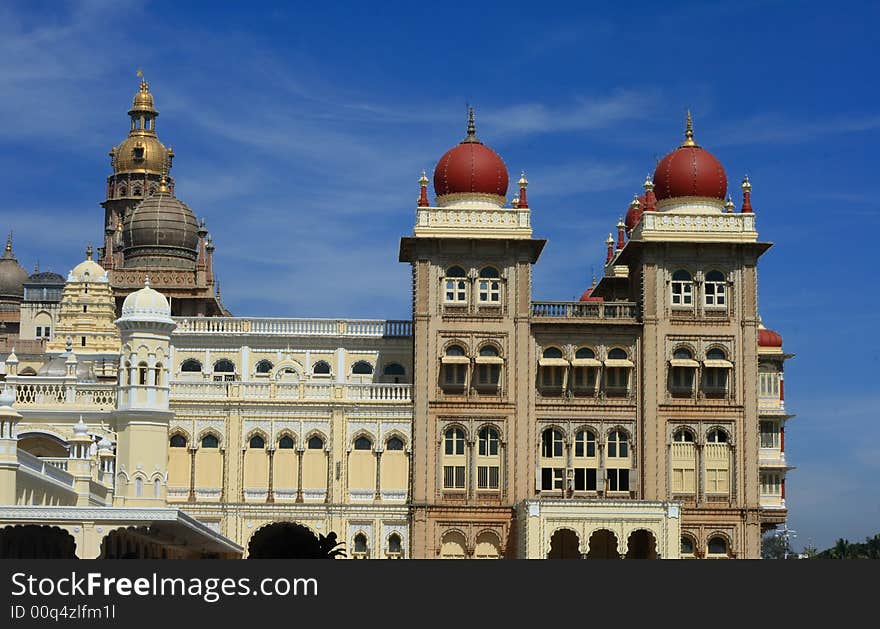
<box><xmin>715</xmin><ymin>112</ymin><xmax>880</xmax><ymax>146</ymax></box>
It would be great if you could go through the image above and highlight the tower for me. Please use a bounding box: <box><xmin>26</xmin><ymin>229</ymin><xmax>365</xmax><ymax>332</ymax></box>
<box><xmin>113</xmin><ymin>278</ymin><xmax>176</xmax><ymax>506</ymax></box>
<box><xmin>0</xmin><ymin>387</ymin><xmax>22</xmax><ymax>504</ymax></box>
<box><xmin>101</xmin><ymin>74</ymin><xmax>227</xmax><ymax>316</ymax></box>
<box><xmin>400</xmin><ymin>109</ymin><xmax>545</xmax><ymax>558</ymax></box>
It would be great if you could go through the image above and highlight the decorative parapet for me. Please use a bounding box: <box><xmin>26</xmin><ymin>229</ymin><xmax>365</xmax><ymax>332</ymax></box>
<box><xmin>10</xmin><ymin>379</ymin><xmax>117</xmax><ymax>410</ymax></box>
<box><xmin>531</xmin><ymin>301</ymin><xmax>638</xmax><ymax>321</ymax></box>
<box><xmin>170</xmin><ymin>381</ymin><xmax>412</xmax><ymax>403</ymax></box>
<box><xmin>632</xmin><ymin>211</ymin><xmax>758</xmax><ymax>242</ymax></box>
<box><xmin>173</xmin><ymin>317</ymin><xmax>412</xmax><ymax>338</ymax></box>
<box><xmin>413</xmin><ymin>206</ymin><xmax>532</xmax><ymax>239</ymax></box>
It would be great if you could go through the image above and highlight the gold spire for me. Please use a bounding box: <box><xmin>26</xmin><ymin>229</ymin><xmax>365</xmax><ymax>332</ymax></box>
<box><xmin>157</xmin><ymin>153</ymin><xmax>170</xmax><ymax>193</ymax></box>
<box><xmin>518</xmin><ymin>171</ymin><xmax>528</xmax><ymax>188</ymax></box>
<box><xmin>462</xmin><ymin>106</ymin><xmax>480</xmax><ymax>143</ymax></box>
<box><xmin>85</xmin><ymin>244</ymin><xmax>93</xmax><ymax>260</ymax></box>
<box><xmin>681</xmin><ymin>109</ymin><xmax>699</xmax><ymax>147</ymax></box>
<box><xmin>5</xmin><ymin>232</ymin><xmax>11</xmax><ymax>252</ymax></box>
<box><xmin>418</xmin><ymin>169</ymin><xmax>429</xmax><ymax>186</ymax></box>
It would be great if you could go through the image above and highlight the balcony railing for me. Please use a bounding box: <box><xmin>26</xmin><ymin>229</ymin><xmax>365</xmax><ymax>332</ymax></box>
<box><xmin>170</xmin><ymin>381</ymin><xmax>412</xmax><ymax>403</ymax></box>
<box><xmin>173</xmin><ymin>317</ymin><xmax>413</xmax><ymax>338</ymax></box>
<box><xmin>11</xmin><ymin>380</ymin><xmax>117</xmax><ymax>410</ymax></box>
<box><xmin>17</xmin><ymin>450</ymin><xmax>75</xmax><ymax>488</ymax></box>
<box><xmin>530</xmin><ymin>301</ymin><xmax>637</xmax><ymax>321</ymax></box>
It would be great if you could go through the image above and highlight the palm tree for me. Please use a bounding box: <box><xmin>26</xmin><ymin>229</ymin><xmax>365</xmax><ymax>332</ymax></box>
<box><xmin>832</xmin><ymin>538</ymin><xmax>852</xmax><ymax>559</ymax></box>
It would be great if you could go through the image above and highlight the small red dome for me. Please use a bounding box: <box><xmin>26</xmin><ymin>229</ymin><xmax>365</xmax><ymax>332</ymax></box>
<box><xmin>758</xmin><ymin>328</ymin><xmax>783</xmax><ymax>347</ymax></box>
<box><xmin>578</xmin><ymin>287</ymin><xmax>603</xmax><ymax>302</ymax></box>
<box><xmin>625</xmin><ymin>194</ymin><xmax>646</xmax><ymax>231</ymax></box>
<box><xmin>653</xmin><ymin>145</ymin><xmax>727</xmax><ymax>201</ymax></box>
<box><xmin>433</xmin><ymin>109</ymin><xmax>508</xmax><ymax>199</ymax></box>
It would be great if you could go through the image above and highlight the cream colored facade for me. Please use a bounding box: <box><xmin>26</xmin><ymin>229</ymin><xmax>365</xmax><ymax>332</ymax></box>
<box><xmin>0</xmin><ymin>78</ymin><xmax>792</xmax><ymax>560</ymax></box>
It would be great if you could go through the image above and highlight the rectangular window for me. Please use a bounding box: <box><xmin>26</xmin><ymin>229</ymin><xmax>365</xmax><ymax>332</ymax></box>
<box><xmin>671</xmin><ymin>282</ymin><xmax>693</xmax><ymax>306</ymax></box>
<box><xmin>759</xmin><ymin>372</ymin><xmax>780</xmax><ymax>398</ymax></box>
<box><xmin>444</xmin><ymin>364</ymin><xmax>466</xmax><ymax>386</ymax></box>
<box><xmin>760</xmin><ymin>472</ymin><xmax>782</xmax><ymax>496</ymax></box>
<box><xmin>605</xmin><ymin>367</ymin><xmax>628</xmax><ymax>389</ymax></box>
<box><xmin>445</xmin><ymin>279</ymin><xmax>467</xmax><ymax>303</ymax></box>
<box><xmin>81</xmin><ymin>336</ymin><xmax>87</xmax><ymax>347</ymax></box>
<box><xmin>477</xmin><ymin>466</ymin><xmax>500</xmax><ymax>489</ymax></box>
<box><xmin>704</xmin><ymin>368</ymin><xmax>728</xmax><ymax>390</ymax></box>
<box><xmin>671</xmin><ymin>367</ymin><xmax>695</xmax><ymax>389</ymax></box>
<box><xmin>572</xmin><ymin>367</ymin><xmax>597</xmax><ymax>389</ymax></box>
<box><xmin>607</xmin><ymin>468</ymin><xmax>629</xmax><ymax>492</ymax></box>
<box><xmin>541</xmin><ymin>366</ymin><xmax>564</xmax><ymax>388</ymax></box>
<box><xmin>760</xmin><ymin>421</ymin><xmax>780</xmax><ymax>448</ymax></box>
<box><xmin>44</xmin><ymin>327</ymin><xmax>50</xmax><ymax>338</ymax></box>
<box><xmin>35</xmin><ymin>327</ymin><xmax>42</xmax><ymax>337</ymax></box>
<box><xmin>541</xmin><ymin>467</ymin><xmax>564</xmax><ymax>491</ymax></box>
<box><xmin>574</xmin><ymin>439</ymin><xmax>596</xmax><ymax>458</ymax></box>
<box><xmin>478</xmin><ymin>279</ymin><xmax>500</xmax><ymax>303</ymax></box>
<box><xmin>477</xmin><ymin>364</ymin><xmax>500</xmax><ymax>386</ymax></box>
<box><xmin>573</xmin><ymin>468</ymin><xmax>597</xmax><ymax>491</ymax></box>
<box><xmin>443</xmin><ymin>465</ymin><xmax>465</xmax><ymax>489</ymax></box>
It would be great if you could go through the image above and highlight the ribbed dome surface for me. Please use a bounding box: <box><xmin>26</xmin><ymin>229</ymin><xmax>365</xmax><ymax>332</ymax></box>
<box><xmin>122</xmin><ymin>191</ymin><xmax>199</xmax><ymax>268</ymax></box>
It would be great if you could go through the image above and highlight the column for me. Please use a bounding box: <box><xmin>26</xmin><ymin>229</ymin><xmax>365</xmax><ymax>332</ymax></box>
<box><xmin>266</xmin><ymin>447</ymin><xmax>275</xmax><ymax>503</ymax></box>
<box><xmin>467</xmin><ymin>438</ymin><xmax>475</xmax><ymax>501</ymax></box>
<box><xmin>374</xmin><ymin>449</ymin><xmax>382</xmax><ymax>501</ymax></box>
<box><xmin>187</xmin><ymin>446</ymin><xmax>196</xmax><ymax>502</ymax></box>
<box><xmin>295</xmin><ymin>446</ymin><xmax>304</xmax><ymax>503</ymax></box>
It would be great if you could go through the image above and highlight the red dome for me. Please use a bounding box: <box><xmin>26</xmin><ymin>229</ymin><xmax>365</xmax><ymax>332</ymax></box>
<box><xmin>758</xmin><ymin>328</ymin><xmax>783</xmax><ymax>347</ymax></box>
<box><xmin>653</xmin><ymin>145</ymin><xmax>727</xmax><ymax>201</ymax></box>
<box><xmin>578</xmin><ymin>287</ymin><xmax>603</xmax><ymax>302</ymax></box>
<box><xmin>625</xmin><ymin>194</ymin><xmax>646</xmax><ymax>231</ymax></box>
<box><xmin>433</xmin><ymin>109</ymin><xmax>508</xmax><ymax>199</ymax></box>
<box><xmin>434</xmin><ymin>141</ymin><xmax>508</xmax><ymax>198</ymax></box>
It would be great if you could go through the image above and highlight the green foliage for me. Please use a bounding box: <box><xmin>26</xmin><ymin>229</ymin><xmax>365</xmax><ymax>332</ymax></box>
<box><xmin>810</xmin><ymin>534</ymin><xmax>880</xmax><ymax>559</ymax></box>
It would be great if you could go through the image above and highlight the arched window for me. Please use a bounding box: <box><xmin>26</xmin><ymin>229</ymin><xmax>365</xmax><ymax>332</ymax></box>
<box><xmin>573</xmin><ymin>430</ymin><xmax>598</xmax><ymax>491</ymax></box>
<box><xmin>707</xmin><ymin>536</ymin><xmax>729</xmax><ymax>557</ymax></box>
<box><xmin>704</xmin><ymin>270</ymin><xmax>726</xmax><ymax>307</ymax></box>
<box><xmin>703</xmin><ymin>348</ymin><xmax>731</xmax><ymax>396</ymax></box>
<box><xmin>137</xmin><ymin>362</ymin><xmax>148</xmax><ymax>386</ymax></box>
<box><xmin>213</xmin><ymin>359</ymin><xmax>235</xmax><ymax>380</ymax></box>
<box><xmin>540</xmin><ymin>428</ymin><xmax>565</xmax><ymax>491</ymax></box>
<box><xmin>276</xmin><ymin>367</ymin><xmax>299</xmax><ymax>382</ymax></box>
<box><xmin>671</xmin><ymin>428</ymin><xmax>696</xmax><ymax>495</ymax></box>
<box><xmin>475</xmin><ymin>345</ymin><xmax>502</xmax><ymax>390</ymax></box>
<box><xmin>255</xmin><ymin>359</ymin><xmax>273</xmax><ymax>375</ymax></box>
<box><xmin>442</xmin><ymin>428</ymin><xmax>466</xmax><ymax>489</ymax></box>
<box><xmin>387</xmin><ymin>533</ymin><xmax>403</xmax><ymax>559</ymax></box>
<box><xmin>352</xmin><ymin>361</ymin><xmax>374</xmax><ymax>375</ymax></box>
<box><xmin>444</xmin><ymin>266</ymin><xmax>468</xmax><ymax>305</ymax></box>
<box><xmin>477</xmin><ymin>427</ymin><xmax>500</xmax><ymax>490</ymax></box>
<box><xmin>539</xmin><ymin>347</ymin><xmax>567</xmax><ymax>392</ymax></box>
<box><xmin>121</xmin><ymin>361</ymin><xmax>130</xmax><ymax>386</ymax></box>
<box><xmin>671</xmin><ymin>270</ymin><xmax>693</xmax><ymax>306</ymax></box>
<box><xmin>386</xmin><ymin>437</ymin><xmax>404</xmax><ymax>451</ymax></box>
<box><xmin>440</xmin><ymin>531</ymin><xmax>467</xmax><ymax>559</ymax></box>
<box><xmin>278</xmin><ymin>436</ymin><xmax>295</xmax><ymax>449</ymax></box>
<box><xmin>705</xmin><ymin>430</ymin><xmax>730</xmax><ymax>496</ymax></box>
<box><xmin>478</xmin><ymin>266</ymin><xmax>501</xmax><ymax>304</ymax></box>
<box><xmin>307</xmin><ymin>435</ymin><xmax>324</xmax><ymax>449</ymax></box>
<box><xmin>313</xmin><ymin>361</ymin><xmax>331</xmax><ymax>375</ymax></box>
<box><xmin>572</xmin><ymin>347</ymin><xmax>599</xmax><ymax>392</ymax></box>
<box><xmin>154</xmin><ymin>478</ymin><xmax>161</xmax><ymax>498</ymax></box>
<box><xmin>670</xmin><ymin>347</ymin><xmax>696</xmax><ymax>394</ymax></box>
<box><xmin>201</xmin><ymin>434</ymin><xmax>219</xmax><ymax>449</ymax></box>
<box><xmin>181</xmin><ymin>358</ymin><xmax>202</xmax><ymax>373</ymax></box>
<box><xmin>249</xmin><ymin>435</ymin><xmax>265</xmax><ymax>449</ymax></box>
<box><xmin>153</xmin><ymin>363</ymin><xmax>163</xmax><ymax>387</ymax></box>
<box><xmin>354</xmin><ymin>436</ymin><xmax>372</xmax><ymax>451</ymax></box>
<box><xmin>604</xmin><ymin>348</ymin><xmax>631</xmax><ymax>395</ymax></box>
<box><xmin>170</xmin><ymin>434</ymin><xmax>187</xmax><ymax>448</ymax></box>
<box><xmin>606</xmin><ymin>430</ymin><xmax>630</xmax><ymax>492</ymax></box>
<box><xmin>441</xmin><ymin>345</ymin><xmax>468</xmax><ymax>389</ymax></box>
<box><xmin>135</xmin><ymin>477</ymin><xmax>143</xmax><ymax>497</ymax></box>
<box><xmin>353</xmin><ymin>533</ymin><xmax>369</xmax><ymax>559</ymax></box>
<box><xmin>383</xmin><ymin>362</ymin><xmax>406</xmax><ymax>384</ymax></box>
<box><xmin>681</xmin><ymin>536</ymin><xmax>696</xmax><ymax>558</ymax></box>
<box><xmin>474</xmin><ymin>531</ymin><xmax>502</xmax><ymax>559</ymax></box>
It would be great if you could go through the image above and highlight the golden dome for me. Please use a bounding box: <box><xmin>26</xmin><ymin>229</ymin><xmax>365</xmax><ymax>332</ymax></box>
<box><xmin>111</xmin><ymin>135</ymin><xmax>171</xmax><ymax>175</ymax></box>
<box><xmin>129</xmin><ymin>75</ymin><xmax>157</xmax><ymax>115</ymax></box>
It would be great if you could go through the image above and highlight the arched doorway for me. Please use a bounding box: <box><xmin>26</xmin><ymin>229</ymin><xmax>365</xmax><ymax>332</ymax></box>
<box><xmin>586</xmin><ymin>529</ymin><xmax>620</xmax><ymax>559</ymax></box>
<box><xmin>100</xmin><ymin>527</ymin><xmax>169</xmax><ymax>559</ymax></box>
<box><xmin>0</xmin><ymin>525</ymin><xmax>76</xmax><ymax>558</ymax></box>
<box><xmin>248</xmin><ymin>522</ymin><xmax>343</xmax><ymax>559</ymax></box>
<box><xmin>625</xmin><ymin>530</ymin><xmax>658</xmax><ymax>559</ymax></box>
<box><xmin>17</xmin><ymin>432</ymin><xmax>68</xmax><ymax>458</ymax></box>
<box><xmin>548</xmin><ymin>529</ymin><xmax>581</xmax><ymax>559</ymax></box>
<box><xmin>439</xmin><ymin>531</ymin><xmax>468</xmax><ymax>559</ymax></box>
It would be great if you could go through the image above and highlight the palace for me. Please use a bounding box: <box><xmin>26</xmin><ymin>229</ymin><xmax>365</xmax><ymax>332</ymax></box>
<box><xmin>0</xmin><ymin>77</ymin><xmax>792</xmax><ymax>559</ymax></box>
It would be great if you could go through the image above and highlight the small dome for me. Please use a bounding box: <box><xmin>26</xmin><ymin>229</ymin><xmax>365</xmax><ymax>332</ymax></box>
<box><xmin>121</xmin><ymin>278</ymin><xmax>172</xmax><ymax>319</ymax></box>
<box><xmin>98</xmin><ymin>436</ymin><xmax>113</xmax><ymax>451</ymax></box>
<box><xmin>758</xmin><ymin>328</ymin><xmax>783</xmax><ymax>347</ymax></box>
<box><xmin>37</xmin><ymin>356</ymin><xmax>95</xmax><ymax>380</ymax></box>
<box><xmin>625</xmin><ymin>194</ymin><xmax>647</xmax><ymax>232</ymax></box>
<box><xmin>70</xmin><ymin>248</ymin><xmax>107</xmax><ymax>283</ymax></box>
<box><xmin>27</xmin><ymin>270</ymin><xmax>65</xmax><ymax>285</ymax></box>
<box><xmin>72</xmin><ymin>417</ymin><xmax>89</xmax><ymax>436</ymax></box>
<box><xmin>122</xmin><ymin>187</ymin><xmax>200</xmax><ymax>268</ymax></box>
<box><xmin>578</xmin><ymin>287</ymin><xmax>603</xmax><ymax>302</ymax></box>
<box><xmin>0</xmin><ymin>237</ymin><xmax>28</xmax><ymax>300</ymax></box>
<box><xmin>652</xmin><ymin>112</ymin><xmax>727</xmax><ymax>201</ymax></box>
<box><xmin>433</xmin><ymin>108</ymin><xmax>509</xmax><ymax>203</ymax></box>
<box><xmin>130</xmin><ymin>77</ymin><xmax>156</xmax><ymax>114</ymax></box>
<box><xmin>0</xmin><ymin>387</ymin><xmax>15</xmax><ymax>407</ymax></box>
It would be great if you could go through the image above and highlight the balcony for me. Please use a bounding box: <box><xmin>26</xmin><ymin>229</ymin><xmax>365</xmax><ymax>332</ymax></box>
<box><xmin>170</xmin><ymin>381</ymin><xmax>412</xmax><ymax>403</ymax></box>
<box><xmin>10</xmin><ymin>379</ymin><xmax>117</xmax><ymax>410</ymax></box>
<box><xmin>173</xmin><ymin>317</ymin><xmax>412</xmax><ymax>338</ymax></box>
<box><xmin>530</xmin><ymin>301</ymin><xmax>637</xmax><ymax>322</ymax></box>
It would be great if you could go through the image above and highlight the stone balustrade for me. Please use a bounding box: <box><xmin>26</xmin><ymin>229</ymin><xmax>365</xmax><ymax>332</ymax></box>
<box><xmin>170</xmin><ymin>381</ymin><xmax>412</xmax><ymax>403</ymax></box>
<box><xmin>11</xmin><ymin>380</ymin><xmax>117</xmax><ymax>410</ymax></box>
<box><xmin>173</xmin><ymin>317</ymin><xmax>413</xmax><ymax>338</ymax></box>
<box><xmin>530</xmin><ymin>301</ymin><xmax>638</xmax><ymax>321</ymax></box>
<box><xmin>17</xmin><ymin>450</ymin><xmax>75</xmax><ymax>487</ymax></box>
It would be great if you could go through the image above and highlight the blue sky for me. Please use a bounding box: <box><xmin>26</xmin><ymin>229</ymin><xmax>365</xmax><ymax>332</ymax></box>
<box><xmin>1</xmin><ymin>0</ymin><xmax>877</xmax><ymax>551</ymax></box>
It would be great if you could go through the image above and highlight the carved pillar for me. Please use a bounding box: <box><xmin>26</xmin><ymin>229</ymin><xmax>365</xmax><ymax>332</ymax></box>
<box><xmin>374</xmin><ymin>449</ymin><xmax>382</xmax><ymax>501</ymax></box>
<box><xmin>266</xmin><ymin>447</ymin><xmax>275</xmax><ymax>503</ymax></box>
<box><xmin>324</xmin><ymin>449</ymin><xmax>332</xmax><ymax>503</ymax></box>
<box><xmin>220</xmin><ymin>446</ymin><xmax>227</xmax><ymax>502</ymax></box>
<box><xmin>187</xmin><ymin>446</ymin><xmax>196</xmax><ymax>502</ymax></box>
<box><xmin>295</xmin><ymin>446</ymin><xmax>304</xmax><ymax>503</ymax></box>
<box><xmin>467</xmin><ymin>438</ymin><xmax>475</xmax><ymax>501</ymax></box>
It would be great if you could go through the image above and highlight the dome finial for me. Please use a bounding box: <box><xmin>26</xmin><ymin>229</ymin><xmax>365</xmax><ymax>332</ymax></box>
<box><xmin>462</xmin><ymin>106</ymin><xmax>480</xmax><ymax>143</ymax></box>
<box><xmin>144</xmin><ymin>275</ymin><xmax>150</xmax><ymax>288</ymax></box>
<box><xmin>137</xmin><ymin>68</ymin><xmax>147</xmax><ymax>92</ymax></box>
<box><xmin>85</xmin><ymin>243</ymin><xmax>93</xmax><ymax>260</ymax></box>
<box><xmin>157</xmin><ymin>154</ymin><xmax>170</xmax><ymax>193</ymax></box>
<box><xmin>5</xmin><ymin>232</ymin><xmax>11</xmax><ymax>252</ymax></box>
<box><xmin>681</xmin><ymin>109</ymin><xmax>698</xmax><ymax>147</ymax></box>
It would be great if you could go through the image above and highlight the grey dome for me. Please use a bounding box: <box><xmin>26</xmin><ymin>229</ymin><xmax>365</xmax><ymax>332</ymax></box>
<box><xmin>0</xmin><ymin>242</ymin><xmax>28</xmax><ymax>301</ymax></box>
<box><xmin>122</xmin><ymin>190</ymin><xmax>199</xmax><ymax>269</ymax></box>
